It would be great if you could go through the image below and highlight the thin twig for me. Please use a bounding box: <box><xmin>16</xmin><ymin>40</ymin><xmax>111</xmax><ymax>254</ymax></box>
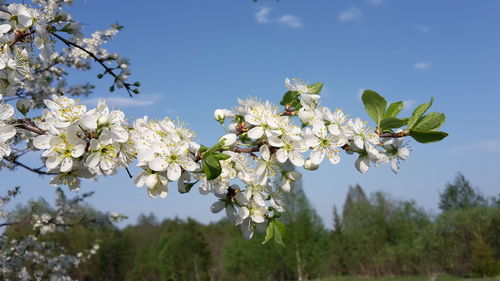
<box><xmin>51</xmin><ymin>32</ymin><xmax>135</xmax><ymax>97</ymax></box>
<box><xmin>5</xmin><ymin>157</ymin><xmax>56</xmax><ymax>175</ymax></box>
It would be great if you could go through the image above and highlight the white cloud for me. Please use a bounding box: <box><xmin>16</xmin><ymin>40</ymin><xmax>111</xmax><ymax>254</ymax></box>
<box><xmin>413</xmin><ymin>62</ymin><xmax>431</xmax><ymax>70</ymax></box>
<box><xmin>255</xmin><ymin>7</ymin><xmax>303</xmax><ymax>28</ymax></box>
<box><xmin>414</xmin><ymin>24</ymin><xmax>430</xmax><ymax>33</ymax></box>
<box><xmin>82</xmin><ymin>94</ymin><xmax>163</xmax><ymax>108</ymax></box>
<box><xmin>367</xmin><ymin>0</ymin><xmax>383</xmax><ymax>6</ymax></box>
<box><xmin>451</xmin><ymin>140</ymin><xmax>500</xmax><ymax>154</ymax></box>
<box><xmin>338</xmin><ymin>7</ymin><xmax>363</xmax><ymax>22</ymax></box>
<box><xmin>255</xmin><ymin>7</ymin><xmax>272</xmax><ymax>24</ymax></box>
<box><xmin>278</xmin><ymin>14</ymin><xmax>303</xmax><ymax>28</ymax></box>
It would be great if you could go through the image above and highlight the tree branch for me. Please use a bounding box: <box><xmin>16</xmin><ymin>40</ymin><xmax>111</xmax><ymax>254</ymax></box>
<box><xmin>12</xmin><ymin>118</ymin><xmax>46</xmax><ymax>135</ymax></box>
<box><xmin>5</xmin><ymin>157</ymin><xmax>56</xmax><ymax>175</ymax></box>
<box><xmin>378</xmin><ymin>131</ymin><xmax>407</xmax><ymax>138</ymax></box>
<box><xmin>51</xmin><ymin>32</ymin><xmax>136</xmax><ymax>97</ymax></box>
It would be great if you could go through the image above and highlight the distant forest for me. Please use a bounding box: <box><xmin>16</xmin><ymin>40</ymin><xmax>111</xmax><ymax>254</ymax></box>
<box><xmin>4</xmin><ymin>173</ymin><xmax>500</xmax><ymax>281</ymax></box>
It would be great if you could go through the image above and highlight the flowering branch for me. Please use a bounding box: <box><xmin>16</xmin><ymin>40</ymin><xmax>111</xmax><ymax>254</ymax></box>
<box><xmin>51</xmin><ymin>32</ymin><xmax>138</xmax><ymax>97</ymax></box>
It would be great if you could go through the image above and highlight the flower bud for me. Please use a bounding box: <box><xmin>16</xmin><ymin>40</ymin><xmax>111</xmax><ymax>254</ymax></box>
<box><xmin>298</xmin><ymin>108</ymin><xmax>314</xmax><ymax>125</ymax></box>
<box><xmin>303</xmin><ymin>159</ymin><xmax>319</xmax><ymax>171</ymax></box>
<box><xmin>214</xmin><ymin>109</ymin><xmax>225</xmax><ymax>123</ymax></box>
<box><xmin>16</xmin><ymin>98</ymin><xmax>31</xmax><ymax>116</ymax></box>
<box><xmin>219</xmin><ymin>133</ymin><xmax>237</xmax><ymax>147</ymax></box>
<box><xmin>227</xmin><ymin>122</ymin><xmax>237</xmax><ymax>133</ymax></box>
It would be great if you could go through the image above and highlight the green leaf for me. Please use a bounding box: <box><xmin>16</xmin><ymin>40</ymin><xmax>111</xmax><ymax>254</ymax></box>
<box><xmin>280</xmin><ymin>91</ymin><xmax>300</xmax><ymax>107</ymax></box>
<box><xmin>409</xmin><ymin>130</ymin><xmax>448</xmax><ymax>143</ymax></box>
<box><xmin>273</xmin><ymin>219</ymin><xmax>286</xmax><ymax>247</ymax></box>
<box><xmin>384</xmin><ymin>101</ymin><xmax>404</xmax><ymax>118</ymax></box>
<box><xmin>178</xmin><ymin>181</ymin><xmax>198</xmax><ymax>194</ymax></box>
<box><xmin>262</xmin><ymin>223</ymin><xmax>274</xmax><ymax>245</ymax></box>
<box><xmin>198</xmin><ymin>145</ymin><xmax>208</xmax><ymax>154</ymax></box>
<box><xmin>362</xmin><ymin>90</ymin><xmax>387</xmax><ymax>127</ymax></box>
<box><xmin>202</xmin><ymin>154</ymin><xmax>222</xmax><ymax>180</ymax></box>
<box><xmin>308</xmin><ymin>82</ymin><xmax>323</xmax><ymax>95</ymax></box>
<box><xmin>213</xmin><ymin>153</ymin><xmax>231</xmax><ymax>161</ymax></box>
<box><xmin>412</xmin><ymin>112</ymin><xmax>446</xmax><ymax>131</ymax></box>
<box><xmin>380</xmin><ymin>117</ymin><xmax>407</xmax><ymax>130</ymax></box>
<box><xmin>407</xmin><ymin>98</ymin><xmax>434</xmax><ymax>129</ymax></box>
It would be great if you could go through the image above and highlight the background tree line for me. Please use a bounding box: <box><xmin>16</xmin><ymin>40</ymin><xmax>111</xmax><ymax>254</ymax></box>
<box><xmin>4</xmin><ymin>173</ymin><xmax>500</xmax><ymax>281</ymax></box>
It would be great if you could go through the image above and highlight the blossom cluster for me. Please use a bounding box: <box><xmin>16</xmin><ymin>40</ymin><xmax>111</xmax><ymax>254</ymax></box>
<box><xmin>0</xmin><ymin>187</ymin><xmax>112</xmax><ymax>281</ymax></box>
<box><xmin>0</xmin><ymin>0</ymin><xmax>446</xmax><ymax>246</ymax></box>
<box><xmin>0</xmin><ymin>94</ymin><xmax>15</xmax><ymax>160</ymax></box>
<box><xmin>202</xmin><ymin>78</ymin><xmax>410</xmax><ymax>238</ymax></box>
<box><xmin>0</xmin><ymin>76</ymin><xmax>412</xmax><ymax>239</ymax></box>
<box><xmin>0</xmin><ymin>1</ymin><xmax>136</xmax><ymax>107</ymax></box>
<box><xmin>32</xmin><ymin>96</ymin><xmax>134</xmax><ymax>190</ymax></box>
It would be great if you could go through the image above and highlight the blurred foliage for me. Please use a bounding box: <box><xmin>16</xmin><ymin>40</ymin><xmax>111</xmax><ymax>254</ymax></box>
<box><xmin>3</xmin><ymin>172</ymin><xmax>500</xmax><ymax>280</ymax></box>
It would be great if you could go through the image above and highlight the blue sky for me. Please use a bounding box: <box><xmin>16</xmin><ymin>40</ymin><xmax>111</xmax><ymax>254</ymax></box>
<box><xmin>3</xmin><ymin>0</ymin><xmax>500</xmax><ymax>228</ymax></box>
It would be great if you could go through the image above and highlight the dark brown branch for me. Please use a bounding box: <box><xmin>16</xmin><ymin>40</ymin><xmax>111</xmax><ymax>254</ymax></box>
<box><xmin>12</xmin><ymin>118</ymin><xmax>46</xmax><ymax>135</ymax></box>
<box><xmin>9</xmin><ymin>29</ymin><xmax>36</xmax><ymax>47</ymax></box>
<box><xmin>0</xmin><ymin>217</ymin><xmax>31</xmax><ymax>227</ymax></box>
<box><xmin>5</xmin><ymin>157</ymin><xmax>56</xmax><ymax>175</ymax></box>
<box><xmin>230</xmin><ymin>146</ymin><xmax>260</xmax><ymax>154</ymax></box>
<box><xmin>378</xmin><ymin>131</ymin><xmax>408</xmax><ymax>138</ymax></box>
<box><xmin>51</xmin><ymin>32</ymin><xmax>136</xmax><ymax>97</ymax></box>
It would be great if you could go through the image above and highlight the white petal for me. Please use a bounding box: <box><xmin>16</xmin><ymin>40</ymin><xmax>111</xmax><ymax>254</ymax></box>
<box><xmin>219</xmin><ymin>133</ymin><xmax>237</xmax><ymax>147</ymax></box>
<box><xmin>167</xmin><ymin>163</ymin><xmax>181</xmax><ymax>181</ymax></box>
<box><xmin>0</xmin><ymin>24</ymin><xmax>11</xmax><ymax>34</ymax></box>
<box><xmin>111</xmin><ymin>127</ymin><xmax>129</xmax><ymax>142</ymax></box>
<box><xmin>238</xmin><ymin>207</ymin><xmax>250</xmax><ymax>220</ymax></box>
<box><xmin>85</xmin><ymin>153</ymin><xmax>101</xmax><ymax>168</ymax></box>
<box><xmin>353</xmin><ymin>135</ymin><xmax>364</xmax><ymax>150</ymax></box>
<box><xmin>327</xmin><ymin>149</ymin><xmax>340</xmax><ymax>165</ymax></box>
<box><xmin>80</xmin><ymin>114</ymin><xmax>98</xmax><ymax>130</ymax></box>
<box><xmin>109</xmin><ymin>110</ymin><xmax>125</xmax><ymax>123</ymax></box>
<box><xmin>33</xmin><ymin>135</ymin><xmax>51</xmax><ymax>150</ymax></box>
<box><xmin>275</xmin><ymin>149</ymin><xmax>288</xmax><ymax>163</ymax></box>
<box><xmin>355</xmin><ymin>156</ymin><xmax>370</xmax><ymax>174</ymax></box>
<box><xmin>251</xmin><ymin>212</ymin><xmax>265</xmax><ymax>224</ymax></box>
<box><xmin>281</xmin><ymin>180</ymin><xmax>291</xmax><ymax>193</ymax></box>
<box><xmin>71</xmin><ymin>144</ymin><xmax>85</xmax><ymax>158</ymax></box>
<box><xmin>60</xmin><ymin>157</ymin><xmax>73</xmax><ymax>172</ymax></box>
<box><xmin>247</xmin><ymin>126</ymin><xmax>264</xmax><ymax>139</ymax></box>
<box><xmin>149</xmin><ymin>158</ymin><xmax>167</xmax><ymax>172</ymax></box>
<box><xmin>134</xmin><ymin>174</ymin><xmax>147</xmax><ymax>187</ymax></box>
<box><xmin>289</xmin><ymin>151</ymin><xmax>304</xmax><ymax>167</ymax></box>
<box><xmin>259</xmin><ymin>145</ymin><xmax>270</xmax><ymax>160</ymax></box>
<box><xmin>235</xmin><ymin>191</ymin><xmax>249</xmax><ymax>205</ymax></box>
<box><xmin>253</xmin><ymin>193</ymin><xmax>265</xmax><ymax>207</ymax></box>
<box><xmin>46</xmin><ymin>156</ymin><xmax>61</xmax><ymax>170</ymax></box>
<box><xmin>211</xmin><ymin>201</ymin><xmax>225</xmax><ymax>214</ymax></box>
<box><xmin>310</xmin><ymin>147</ymin><xmax>325</xmax><ymax>165</ymax></box>
<box><xmin>145</xmin><ymin>174</ymin><xmax>158</xmax><ymax>189</ymax></box>
<box><xmin>365</xmin><ymin>143</ymin><xmax>379</xmax><ymax>159</ymax></box>
<box><xmin>398</xmin><ymin>147</ymin><xmax>410</xmax><ymax>160</ymax></box>
<box><xmin>241</xmin><ymin>219</ymin><xmax>254</xmax><ymax>240</ymax></box>
<box><xmin>391</xmin><ymin>159</ymin><xmax>399</xmax><ymax>174</ymax></box>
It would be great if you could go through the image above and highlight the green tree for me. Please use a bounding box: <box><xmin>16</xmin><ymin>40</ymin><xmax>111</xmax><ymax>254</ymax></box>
<box><xmin>280</xmin><ymin>172</ymin><xmax>329</xmax><ymax>281</ymax></box>
<box><xmin>154</xmin><ymin>219</ymin><xmax>211</xmax><ymax>281</ymax></box>
<box><xmin>439</xmin><ymin>173</ymin><xmax>486</xmax><ymax>211</ymax></box>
